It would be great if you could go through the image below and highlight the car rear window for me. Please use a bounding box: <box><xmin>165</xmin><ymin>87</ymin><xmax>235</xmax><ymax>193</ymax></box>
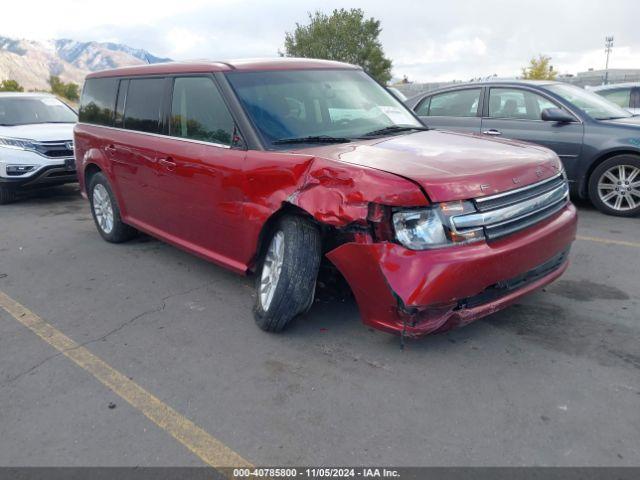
<box><xmin>123</xmin><ymin>78</ymin><xmax>165</xmax><ymax>134</ymax></box>
<box><xmin>79</xmin><ymin>78</ymin><xmax>119</xmax><ymax>126</ymax></box>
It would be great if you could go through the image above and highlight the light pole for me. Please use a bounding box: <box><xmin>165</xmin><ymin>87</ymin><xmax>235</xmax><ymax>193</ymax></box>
<box><xmin>604</xmin><ymin>36</ymin><xmax>614</xmax><ymax>85</ymax></box>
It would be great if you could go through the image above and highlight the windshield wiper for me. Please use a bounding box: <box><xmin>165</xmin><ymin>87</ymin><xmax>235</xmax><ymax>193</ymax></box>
<box><xmin>359</xmin><ymin>125</ymin><xmax>428</xmax><ymax>138</ymax></box>
<box><xmin>272</xmin><ymin>135</ymin><xmax>352</xmax><ymax>145</ymax></box>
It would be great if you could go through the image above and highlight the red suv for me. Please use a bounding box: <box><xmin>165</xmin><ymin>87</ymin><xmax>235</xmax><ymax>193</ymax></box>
<box><xmin>74</xmin><ymin>59</ymin><xmax>577</xmax><ymax>337</ymax></box>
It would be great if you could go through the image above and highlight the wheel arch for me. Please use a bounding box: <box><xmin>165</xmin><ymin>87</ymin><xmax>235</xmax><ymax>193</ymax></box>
<box><xmin>83</xmin><ymin>162</ymin><xmax>103</xmax><ymax>194</ymax></box>
<box><xmin>251</xmin><ymin>202</ymin><xmax>323</xmax><ymax>273</ymax></box>
<box><xmin>582</xmin><ymin>149</ymin><xmax>640</xmax><ymax>197</ymax></box>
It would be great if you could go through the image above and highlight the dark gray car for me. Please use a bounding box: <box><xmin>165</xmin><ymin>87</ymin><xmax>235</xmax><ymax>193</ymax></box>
<box><xmin>406</xmin><ymin>81</ymin><xmax>640</xmax><ymax>216</ymax></box>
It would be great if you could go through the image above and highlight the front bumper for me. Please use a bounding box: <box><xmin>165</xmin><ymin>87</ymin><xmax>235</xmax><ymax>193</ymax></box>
<box><xmin>0</xmin><ymin>162</ymin><xmax>77</xmax><ymax>190</ymax></box>
<box><xmin>327</xmin><ymin>203</ymin><xmax>577</xmax><ymax>337</ymax></box>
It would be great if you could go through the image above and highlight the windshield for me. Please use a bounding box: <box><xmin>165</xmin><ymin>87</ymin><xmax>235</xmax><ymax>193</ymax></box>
<box><xmin>545</xmin><ymin>84</ymin><xmax>632</xmax><ymax>120</ymax></box>
<box><xmin>225</xmin><ymin>69</ymin><xmax>422</xmax><ymax>147</ymax></box>
<box><xmin>0</xmin><ymin>96</ymin><xmax>77</xmax><ymax>126</ymax></box>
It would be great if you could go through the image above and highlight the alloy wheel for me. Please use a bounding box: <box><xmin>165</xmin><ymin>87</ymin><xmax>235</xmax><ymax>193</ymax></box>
<box><xmin>597</xmin><ymin>164</ymin><xmax>640</xmax><ymax>212</ymax></box>
<box><xmin>259</xmin><ymin>230</ymin><xmax>285</xmax><ymax>311</ymax></box>
<box><xmin>92</xmin><ymin>184</ymin><xmax>115</xmax><ymax>234</ymax></box>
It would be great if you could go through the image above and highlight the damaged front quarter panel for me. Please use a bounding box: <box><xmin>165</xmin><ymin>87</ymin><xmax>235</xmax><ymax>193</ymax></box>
<box><xmin>287</xmin><ymin>157</ymin><xmax>428</xmax><ymax>227</ymax></box>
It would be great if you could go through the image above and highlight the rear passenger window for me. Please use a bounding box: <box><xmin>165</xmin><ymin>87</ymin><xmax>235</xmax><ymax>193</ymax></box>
<box><xmin>79</xmin><ymin>78</ymin><xmax>118</xmax><ymax>126</ymax></box>
<box><xmin>425</xmin><ymin>89</ymin><xmax>480</xmax><ymax>117</ymax></box>
<box><xmin>170</xmin><ymin>77</ymin><xmax>235</xmax><ymax>145</ymax></box>
<box><xmin>123</xmin><ymin>78</ymin><xmax>164</xmax><ymax>134</ymax></box>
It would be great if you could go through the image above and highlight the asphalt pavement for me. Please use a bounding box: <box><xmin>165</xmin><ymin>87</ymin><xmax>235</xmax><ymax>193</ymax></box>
<box><xmin>0</xmin><ymin>185</ymin><xmax>639</xmax><ymax>467</ymax></box>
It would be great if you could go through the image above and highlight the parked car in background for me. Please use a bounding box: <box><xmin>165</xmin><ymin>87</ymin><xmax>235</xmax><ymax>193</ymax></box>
<box><xmin>74</xmin><ymin>59</ymin><xmax>576</xmax><ymax>338</ymax></box>
<box><xmin>388</xmin><ymin>86</ymin><xmax>407</xmax><ymax>102</ymax></box>
<box><xmin>406</xmin><ymin>81</ymin><xmax>640</xmax><ymax>216</ymax></box>
<box><xmin>591</xmin><ymin>83</ymin><xmax>640</xmax><ymax>115</ymax></box>
<box><xmin>0</xmin><ymin>93</ymin><xmax>77</xmax><ymax>204</ymax></box>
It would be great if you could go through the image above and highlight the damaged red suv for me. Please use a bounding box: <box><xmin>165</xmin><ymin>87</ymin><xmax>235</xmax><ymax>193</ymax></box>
<box><xmin>74</xmin><ymin>59</ymin><xmax>577</xmax><ymax>337</ymax></box>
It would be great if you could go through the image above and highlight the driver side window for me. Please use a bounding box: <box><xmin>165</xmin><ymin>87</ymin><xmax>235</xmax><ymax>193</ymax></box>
<box><xmin>489</xmin><ymin>88</ymin><xmax>562</xmax><ymax>120</ymax></box>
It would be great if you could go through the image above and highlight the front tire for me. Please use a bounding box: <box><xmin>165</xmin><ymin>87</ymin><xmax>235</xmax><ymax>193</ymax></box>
<box><xmin>253</xmin><ymin>216</ymin><xmax>321</xmax><ymax>332</ymax></box>
<box><xmin>0</xmin><ymin>187</ymin><xmax>17</xmax><ymax>205</ymax></box>
<box><xmin>88</xmin><ymin>172</ymin><xmax>137</xmax><ymax>243</ymax></box>
<box><xmin>589</xmin><ymin>155</ymin><xmax>640</xmax><ymax>217</ymax></box>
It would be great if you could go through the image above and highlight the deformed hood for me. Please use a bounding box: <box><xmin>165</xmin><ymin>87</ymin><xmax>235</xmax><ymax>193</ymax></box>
<box><xmin>298</xmin><ymin>130</ymin><xmax>563</xmax><ymax>202</ymax></box>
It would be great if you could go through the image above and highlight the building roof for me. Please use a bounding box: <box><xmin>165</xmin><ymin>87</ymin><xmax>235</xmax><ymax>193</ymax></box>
<box><xmin>87</xmin><ymin>58</ymin><xmax>360</xmax><ymax>79</ymax></box>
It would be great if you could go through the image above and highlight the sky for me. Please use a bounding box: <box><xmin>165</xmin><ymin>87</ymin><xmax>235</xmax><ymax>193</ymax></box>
<box><xmin>2</xmin><ymin>0</ymin><xmax>639</xmax><ymax>82</ymax></box>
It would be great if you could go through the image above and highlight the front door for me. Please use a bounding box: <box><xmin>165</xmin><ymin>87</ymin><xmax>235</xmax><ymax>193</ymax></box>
<box><xmin>481</xmin><ymin>87</ymin><xmax>584</xmax><ymax>172</ymax></box>
<box><xmin>150</xmin><ymin>75</ymin><xmax>247</xmax><ymax>271</ymax></box>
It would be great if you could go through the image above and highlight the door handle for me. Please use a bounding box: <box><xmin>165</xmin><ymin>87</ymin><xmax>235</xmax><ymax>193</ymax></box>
<box><xmin>158</xmin><ymin>157</ymin><xmax>176</xmax><ymax>171</ymax></box>
<box><xmin>105</xmin><ymin>144</ymin><xmax>117</xmax><ymax>154</ymax></box>
<box><xmin>482</xmin><ymin>129</ymin><xmax>502</xmax><ymax>136</ymax></box>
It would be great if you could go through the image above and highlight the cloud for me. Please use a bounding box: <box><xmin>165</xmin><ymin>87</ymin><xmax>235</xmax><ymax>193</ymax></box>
<box><xmin>2</xmin><ymin>0</ymin><xmax>639</xmax><ymax>82</ymax></box>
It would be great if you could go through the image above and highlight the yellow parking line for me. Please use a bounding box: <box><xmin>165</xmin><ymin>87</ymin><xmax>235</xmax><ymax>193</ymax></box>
<box><xmin>0</xmin><ymin>290</ymin><xmax>252</xmax><ymax>472</ymax></box>
<box><xmin>576</xmin><ymin>235</ymin><xmax>640</xmax><ymax>248</ymax></box>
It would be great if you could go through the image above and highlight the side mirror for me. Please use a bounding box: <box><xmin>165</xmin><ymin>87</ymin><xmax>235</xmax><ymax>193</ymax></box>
<box><xmin>541</xmin><ymin>108</ymin><xmax>574</xmax><ymax>123</ymax></box>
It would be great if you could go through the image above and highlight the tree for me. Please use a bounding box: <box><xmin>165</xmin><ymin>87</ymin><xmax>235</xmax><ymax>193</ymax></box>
<box><xmin>0</xmin><ymin>79</ymin><xmax>24</xmax><ymax>92</ymax></box>
<box><xmin>521</xmin><ymin>55</ymin><xmax>557</xmax><ymax>80</ymax></box>
<box><xmin>48</xmin><ymin>75</ymin><xmax>80</xmax><ymax>101</ymax></box>
<box><xmin>283</xmin><ymin>8</ymin><xmax>393</xmax><ymax>84</ymax></box>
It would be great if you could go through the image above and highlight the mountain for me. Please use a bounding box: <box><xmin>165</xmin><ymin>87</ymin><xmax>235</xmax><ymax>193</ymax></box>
<box><xmin>0</xmin><ymin>36</ymin><xmax>171</xmax><ymax>91</ymax></box>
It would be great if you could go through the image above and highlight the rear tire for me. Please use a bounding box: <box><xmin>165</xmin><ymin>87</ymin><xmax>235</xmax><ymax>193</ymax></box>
<box><xmin>253</xmin><ymin>216</ymin><xmax>321</xmax><ymax>332</ymax></box>
<box><xmin>0</xmin><ymin>187</ymin><xmax>17</xmax><ymax>205</ymax></box>
<box><xmin>588</xmin><ymin>155</ymin><xmax>640</xmax><ymax>217</ymax></box>
<box><xmin>88</xmin><ymin>172</ymin><xmax>137</xmax><ymax>243</ymax></box>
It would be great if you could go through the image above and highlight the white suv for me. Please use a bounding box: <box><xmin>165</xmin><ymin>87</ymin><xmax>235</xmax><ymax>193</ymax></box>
<box><xmin>0</xmin><ymin>92</ymin><xmax>78</xmax><ymax>204</ymax></box>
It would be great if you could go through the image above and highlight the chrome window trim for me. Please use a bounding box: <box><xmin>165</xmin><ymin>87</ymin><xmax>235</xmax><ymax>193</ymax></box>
<box><xmin>76</xmin><ymin>122</ymin><xmax>232</xmax><ymax>150</ymax></box>
<box><xmin>453</xmin><ymin>182</ymin><xmax>569</xmax><ymax>230</ymax></box>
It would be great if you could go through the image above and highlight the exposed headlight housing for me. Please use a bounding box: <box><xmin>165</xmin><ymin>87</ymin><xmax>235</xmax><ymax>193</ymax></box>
<box><xmin>393</xmin><ymin>201</ymin><xmax>484</xmax><ymax>250</ymax></box>
<box><xmin>0</xmin><ymin>137</ymin><xmax>38</xmax><ymax>151</ymax></box>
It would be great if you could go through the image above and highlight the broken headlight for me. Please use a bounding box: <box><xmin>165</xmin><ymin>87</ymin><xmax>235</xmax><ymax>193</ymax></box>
<box><xmin>393</xmin><ymin>201</ymin><xmax>484</xmax><ymax>250</ymax></box>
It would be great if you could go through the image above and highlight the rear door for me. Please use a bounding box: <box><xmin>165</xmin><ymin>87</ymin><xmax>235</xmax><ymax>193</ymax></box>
<box><xmin>149</xmin><ymin>75</ymin><xmax>247</xmax><ymax>269</ymax></box>
<box><xmin>110</xmin><ymin>76</ymin><xmax>168</xmax><ymax>227</ymax></box>
<box><xmin>480</xmin><ymin>87</ymin><xmax>584</xmax><ymax>168</ymax></box>
<box><xmin>414</xmin><ymin>88</ymin><xmax>483</xmax><ymax>134</ymax></box>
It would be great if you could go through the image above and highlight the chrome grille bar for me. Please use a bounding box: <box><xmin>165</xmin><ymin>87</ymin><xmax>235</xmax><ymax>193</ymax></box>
<box><xmin>453</xmin><ymin>182</ymin><xmax>568</xmax><ymax>230</ymax></box>
<box><xmin>450</xmin><ymin>175</ymin><xmax>570</xmax><ymax>240</ymax></box>
<box><xmin>475</xmin><ymin>173</ymin><xmax>565</xmax><ymax>211</ymax></box>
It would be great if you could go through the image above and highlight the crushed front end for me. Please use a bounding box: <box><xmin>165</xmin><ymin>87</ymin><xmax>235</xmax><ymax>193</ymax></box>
<box><xmin>326</xmin><ymin>173</ymin><xmax>578</xmax><ymax>337</ymax></box>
